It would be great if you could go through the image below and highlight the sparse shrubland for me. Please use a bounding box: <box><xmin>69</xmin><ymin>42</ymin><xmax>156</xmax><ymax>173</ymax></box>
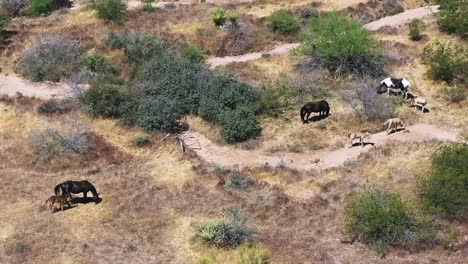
<box><xmin>223</xmin><ymin>171</ymin><xmax>255</xmax><ymax>192</ymax></box>
<box><xmin>434</xmin><ymin>0</ymin><xmax>467</xmax><ymax>38</ymax></box>
<box><xmin>92</xmin><ymin>0</ymin><xmax>127</xmax><ymax>24</ymax></box>
<box><xmin>29</xmin><ymin>120</ymin><xmax>92</xmax><ymax>161</ymax></box>
<box><xmin>37</xmin><ymin>98</ymin><xmax>76</xmax><ymax>115</ymax></box>
<box><xmin>1</xmin><ymin>0</ymin><xmax>29</xmax><ymax>16</ymax></box>
<box><xmin>238</xmin><ymin>243</ymin><xmax>271</xmax><ymax>264</ymax></box>
<box><xmin>268</xmin><ymin>9</ymin><xmax>300</xmax><ymax>34</ymax></box>
<box><xmin>442</xmin><ymin>86</ymin><xmax>466</xmax><ymax>103</ymax></box>
<box><xmin>418</xmin><ymin>144</ymin><xmax>468</xmax><ymax>220</ymax></box>
<box><xmin>85</xmin><ymin>32</ymin><xmax>260</xmax><ymax>142</ymax></box>
<box><xmin>193</xmin><ymin>207</ymin><xmax>256</xmax><ymax>248</ymax></box>
<box><xmin>303</xmin><ymin>12</ymin><xmax>384</xmax><ymax>78</ymax></box>
<box><xmin>344</xmin><ymin>187</ymin><xmax>437</xmax><ymax>255</ymax></box>
<box><xmin>341</xmin><ymin>83</ymin><xmax>395</xmax><ymax>122</ymax></box>
<box><xmin>421</xmin><ymin>40</ymin><xmax>467</xmax><ymax>83</ymax></box>
<box><xmin>408</xmin><ymin>18</ymin><xmax>425</xmax><ymax>41</ymax></box>
<box><xmin>17</xmin><ymin>34</ymin><xmax>82</xmax><ymax>82</ymax></box>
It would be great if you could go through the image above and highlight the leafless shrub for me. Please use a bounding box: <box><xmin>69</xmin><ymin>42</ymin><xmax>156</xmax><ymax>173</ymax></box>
<box><xmin>29</xmin><ymin>119</ymin><xmax>92</xmax><ymax>161</ymax></box>
<box><xmin>65</xmin><ymin>70</ymin><xmax>94</xmax><ymax>103</ymax></box>
<box><xmin>341</xmin><ymin>81</ymin><xmax>395</xmax><ymax>122</ymax></box>
<box><xmin>37</xmin><ymin>98</ymin><xmax>78</xmax><ymax>115</ymax></box>
<box><xmin>17</xmin><ymin>33</ymin><xmax>82</xmax><ymax>82</ymax></box>
<box><xmin>0</xmin><ymin>0</ymin><xmax>29</xmax><ymax>16</ymax></box>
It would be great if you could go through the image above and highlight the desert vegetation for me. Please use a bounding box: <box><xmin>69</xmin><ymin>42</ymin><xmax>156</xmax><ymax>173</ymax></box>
<box><xmin>0</xmin><ymin>0</ymin><xmax>467</xmax><ymax>263</ymax></box>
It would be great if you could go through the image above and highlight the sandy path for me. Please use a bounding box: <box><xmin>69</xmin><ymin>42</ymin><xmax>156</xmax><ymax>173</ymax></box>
<box><xmin>207</xmin><ymin>43</ymin><xmax>301</xmax><ymax>68</ymax></box>
<box><xmin>207</xmin><ymin>5</ymin><xmax>439</xmax><ymax>68</ymax></box>
<box><xmin>188</xmin><ymin>124</ymin><xmax>459</xmax><ymax>171</ymax></box>
<box><xmin>0</xmin><ymin>74</ymin><xmax>72</xmax><ymax>99</ymax></box>
<box><xmin>363</xmin><ymin>5</ymin><xmax>439</xmax><ymax>31</ymax></box>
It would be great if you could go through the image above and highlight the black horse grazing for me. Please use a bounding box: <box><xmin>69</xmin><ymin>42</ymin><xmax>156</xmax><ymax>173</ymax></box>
<box><xmin>55</xmin><ymin>180</ymin><xmax>100</xmax><ymax>202</ymax></box>
<box><xmin>300</xmin><ymin>100</ymin><xmax>330</xmax><ymax>123</ymax></box>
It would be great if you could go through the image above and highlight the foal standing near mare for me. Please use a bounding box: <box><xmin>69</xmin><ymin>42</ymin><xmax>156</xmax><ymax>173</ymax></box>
<box><xmin>300</xmin><ymin>100</ymin><xmax>330</xmax><ymax>123</ymax></box>
<box><xmin>55</xmin><ymin>180</ymin><xmax>100</xmax><ymax>203</ymax></box>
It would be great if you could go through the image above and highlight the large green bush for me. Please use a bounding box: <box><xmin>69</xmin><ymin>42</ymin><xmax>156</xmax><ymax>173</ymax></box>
<box><xmin>82</xmin><ymin>54</ymin><xmax>116</xmax><ymax>74</ymax></box>
<box><xmin>303</xmin><ymin>12</ymin><xmax>384</xmax><ymax>77</ymax></box>
<box><xmin>220</xmin><ymin>106</ymin><xmax>261</xmax><ymax>144</ymax></box>
<box><xmin>92</xmin><ymin>0</ymin><xmax>127</xmax><ymax>24</ymax></box>
<box><xmin>88</xmin><ymin>32</ymin><xmax>261</xmax><ymax>143</ymax></box>
<box><xmin>344</xmin><ymin>187</ymin><xmax>436</xmax><ymax>254</ymax></box>
<box><xmin>418</xmin><ymin>144</ymin><xmax>468</xmax><ymax>220</ymax></box>
<box><xmin>421</xmin><ymin>40</ymin><xmax>467</xmax><ymax>83</ymax></box>
<box><xmin>84</xmin><ymin>77</ymin><xmax>128</xmax><ymax>118</ymax></box>
<box><xmin>268</xmin><ymin>9</ymin><xmax>300</xmax><ymax>34</ymax></box>
<box><xmin>434</xmin><ymin>0</ymin><xmax>467</xmax><ymax>38</ymax></box>
<box><xmin>181</xmin><ymin>43</ymin><xmax>206</xmax><ymax>62</ymax></box>
<box><xmin>193</xmin><ymin>208</ymin><xmax>256</xmax><ymax>248</ymax></box>
<box><xmin>17</xmin><ymin>34</ymin><xmax>82</xmax><ymax>82</ymax></box>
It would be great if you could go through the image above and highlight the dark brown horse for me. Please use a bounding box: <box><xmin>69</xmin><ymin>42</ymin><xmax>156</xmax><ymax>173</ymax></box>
<box><xmin>300</xmin><ymin>100</ymin><xmax>330</xmax><ymax>123</ymax></box>
<box><xmin>55</xmin><ymin>180</ymin><xmax>99</xmax><ymax>202</ymax></box>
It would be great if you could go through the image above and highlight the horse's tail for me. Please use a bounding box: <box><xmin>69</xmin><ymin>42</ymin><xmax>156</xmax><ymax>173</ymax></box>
<box><xmin>54</xmin><ymin>184</ymin><xmax>62</xmax><ymax>196</ymax></box>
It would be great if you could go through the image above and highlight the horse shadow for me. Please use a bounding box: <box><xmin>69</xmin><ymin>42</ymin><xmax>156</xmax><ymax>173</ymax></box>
<box><xmin>71</xmin><ymin>197</ymin><xmax>102</xmax><ymax>205</ymax></box>
<box><xmin>350</xmin><ymin>142</ymin><xmax>375</xmax><ymax>148</ymax></box>
<box><xmin>306</xmin><ymin>114</ymin><xmax>330</xmax><ymax>123</ymax></box>
<box><xmin>51</xmin><ymin>204</ymin><xmax>77</xmax><ymax>213</ymax></box>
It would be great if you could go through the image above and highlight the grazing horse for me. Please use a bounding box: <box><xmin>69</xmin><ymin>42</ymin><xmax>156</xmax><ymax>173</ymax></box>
<box><xmin>377</xmin><ymin>77</ymin><xmax>411</xmax><ymax>98</ymax></box>
<box><xmin>300</xmin><ymin>100</ymin><xmax>330</xmax><ymax>123</ymax></box>
<box><xmin>55</xmin><ymin>180</ymin><xmax>100</xmax><ymax>202</ymax></box>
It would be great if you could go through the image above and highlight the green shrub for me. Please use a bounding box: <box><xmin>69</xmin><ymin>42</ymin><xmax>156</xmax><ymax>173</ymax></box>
<box><xmin>220</xmin><ymin>106</ymin><xmax>261</xmax><ymax>144</ymax></box>
<box><xmin>14</xmin><ymin>242</ymin><xmax>25</xmax><ymax>254</ymax></box>
<box><xmin>408</xmin><ymin>18</ymin><xmax>425</xmax><ymax>41</ymax></box>
<box><xmin>142</xmin><ymin>3</ymin><xmax>154</xmax><ymax>12</ymax></box>
<box><xmin>227</xmin><ymin>12</ymin><xmax>239</xmax><ymax>29</ymax></box>
<box><xmin>434</xmin><ymin>0</ymin><xmax>467</xmax><ymax>38</ymax></box>
<box><xmin>268</xmin><ymin>9</ymin><xmax>300</xmax><ymax>33</ymax></box>
<box><xmin>0</xmin><ymin>10</ymin><xmax>11</xmax><ymax>44</ymax></box>
<box><xmin>443</xmin><ymin>86</ymin><xmax>466</xmax><ymax>103</ymax></box>
<box><xmin>223</xmin><ymin>172</ymin><xmax>255</xmax><ymax>192</ymax></box>
<box><xmin>418</xmin><ymin>144</ymin><xmax>468</xmax><ymax>220</ymax></box>
<box><xmin>303</xmin><ymin>12</ymin><xmax>384</xmax><ymax>77</ymax></box>
<box><xmin>100</xmin><ymin>32</ymin><xmax>261</xmax><ymax>143</ymax></box>
<box><xmin>238</xmin><ymin>243</ymin><xmax>271</xmax><ymax>264</ymax></box>
<box><xmin>193</xmin><ymin>207</ymin><xmax>256</xmax><ymax>248</ymax></box>
<box><xmin>92</xmin><ymin>0</ymin><xmax>127</xmax><ymax>24</ymax></box>
<box><xmin>25</xmin><ymin>0</ymin><xmax>52</xmax><ymax>16</ymax></box>
<box><xmin>132</xmin><ymin>135</ymin><xmax>151</xmax><ymax>147</ymax></box>
<box><xmin>212</xmin><ymin>8</ymin><xmax>226</xmax><ymax>27</ymax></box>
<box><xmin>181</xmin><ymin>43</ymin><xmax>206</xmax><ymax>62</ymax></box>
<box><xmin>344</xmin><ymin>187</ymin><xmax>436</xmax><ymax>255</ymax></box>
<box><xmin>84</xmin><ymin>77</ymin><xmax>128</xmax><ymax>117</ymax></box>
<box><xmin>299</xmin><ymin>6</ymin><xmax>318</xmax><ymax>22</ymax></box>
<box><xmin>17</xmin><ymin>33</ymin><xmax>82</xmax><ymax>82</ymax></box>
<box><xmin>82</xmin><ymin>54</ymin><xmax>116</xmax><ymax>74</ymax></box>
<box><xmin>421</xmin><ymin>40</ymin><xmax>467</xmax><ymax>82</ymax></box>
<box><xmin>133</xmin><ymin>96</ymin><xmax>184</xmax><ymax>133</ymax></box>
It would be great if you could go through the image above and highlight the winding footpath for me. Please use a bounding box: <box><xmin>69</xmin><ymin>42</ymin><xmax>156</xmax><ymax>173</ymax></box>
<box><xmin>189</xmin><ymin>124</ymin><xmax>460</xmax><ymax>171</ymax></box>
<box><xmin>207</xmin><ymin>5</ymin><xmax>439</xmax><ymax>68</ymax></box>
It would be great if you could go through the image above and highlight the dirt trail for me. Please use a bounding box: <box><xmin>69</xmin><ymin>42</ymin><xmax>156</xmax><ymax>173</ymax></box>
<box><xmin>187</xmin><ymin>124</ymin><xmax>459</xmax><ymax>171</ymax></box>
<box><xmin>363</xmin><ymin>5</ymin><xmax>439</xmax><ymax>31</ymax></box>
<box><xmin>0</xmin><ymin>74</ymin><xmax>72</xmax><ymax>99</ymax></box>
<box><xmin>207</xmin><ymin>5</ymin><xmax>439</xmax><ymax>68</ymax></box>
